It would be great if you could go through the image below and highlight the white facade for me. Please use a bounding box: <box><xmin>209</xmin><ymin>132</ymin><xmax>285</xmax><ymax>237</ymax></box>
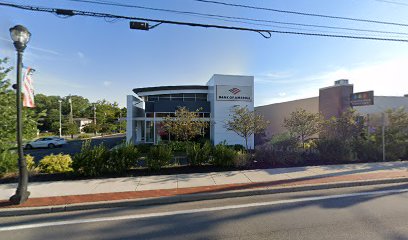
<box><xmin>207</xmin><ymin>74</ymin><xmax>254</xmax><ymax>148</ymax></box>
<box><xmin>126</xmin><ymin>74</ymin><xmax>255</xmax><ymax>148</ymax></box>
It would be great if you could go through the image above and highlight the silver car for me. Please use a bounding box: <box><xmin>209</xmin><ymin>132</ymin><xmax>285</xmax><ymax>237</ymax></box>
<box><xmin>25</xmin><ymin>137</ymin><xmax>67</xmax><ymax>149</ymax></box>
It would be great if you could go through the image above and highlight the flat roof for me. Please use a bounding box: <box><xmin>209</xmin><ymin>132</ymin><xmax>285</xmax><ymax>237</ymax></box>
<box><xmin>133</xmin><ymin>85</ymin><xmax>208</xmax><ymax>95</ymax></box>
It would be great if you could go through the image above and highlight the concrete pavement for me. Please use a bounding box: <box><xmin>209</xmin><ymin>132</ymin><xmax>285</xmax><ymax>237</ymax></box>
<box><xmin>0</xmin><ymin>161</ymin><xmax>407</xmax><ymax>215</ymax></box>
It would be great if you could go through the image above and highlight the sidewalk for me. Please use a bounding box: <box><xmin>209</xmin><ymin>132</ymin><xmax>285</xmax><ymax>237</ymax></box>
<box><xmin>1</xmin><ymin>161</ymin><xmax>407</xmax><ymax>215</ymax></box>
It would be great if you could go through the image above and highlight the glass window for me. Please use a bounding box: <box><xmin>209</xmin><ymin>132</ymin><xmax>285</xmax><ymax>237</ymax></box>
<box><xmin>156</xmin><ymin>113</ymin><xmax>172</xmax><ymax>118</ymax></box>
<box><xmin>145</xmin><ymin>121</ymin><xmax>154</xmax><ymax>143</ymax></box>
<box><xmin>140</xmin><ymin>121</ymin><xmax>145</xmax><ymax>141</ymax></box>
<box><xmin>158</xmin><ymin>94</ymin><xmax>170</xmax><ymax>101</ymax></box>
<box><xmin>148</xmin><ymin>96</ymin><xmax>158</xmax><ymax>102</ymax></box>
<box><xmin>203</xmin><ymin>112</ymin><xmax>211</xmax><ymax>118</ymax></box>
<box><xmin>156</xmin><ymin>122</ymin><xmax>169</xmax><ymax>143</ymax></box>
<box><xmin>196</xmin><ymin>93</ymin><xmax>207</xmax><ymax>101</ymax></box>
<box><xmin>171</xmin><ymin>94</ymin><xmax>183</xmax><ymax>101</ymax></box>
<box><xmin>183</xmin><ymin>93</ymin><xmax>195</xmax><ymax>101</ymax></box>
<box><xmin>146</xmin><ymin>112</ymin><xmax>154</xmax><ymax>118</ymax></box>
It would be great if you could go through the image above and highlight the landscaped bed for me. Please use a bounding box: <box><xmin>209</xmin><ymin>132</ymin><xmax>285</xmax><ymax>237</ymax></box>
<box><xmin>1</xmin><ymin>139</ymin><xmax>405</xmax><ymax>184</ymax></box>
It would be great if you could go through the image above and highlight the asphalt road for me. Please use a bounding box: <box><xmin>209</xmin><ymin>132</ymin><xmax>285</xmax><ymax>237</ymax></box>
<box><xmin>24</xmin><ymin>134</ymin><xmax>125</xmax><ymax>161</ymax></box>
<box><xmin>1</xmin><ymin>183</ymin><xmax>408</xmax><ymax>240</ymax></box>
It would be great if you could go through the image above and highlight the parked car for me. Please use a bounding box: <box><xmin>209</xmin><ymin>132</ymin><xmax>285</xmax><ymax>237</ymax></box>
<box><xmin>25</xmin><ymin>137</ymin><xmax>67</xmax><ymax>149</ymax></box>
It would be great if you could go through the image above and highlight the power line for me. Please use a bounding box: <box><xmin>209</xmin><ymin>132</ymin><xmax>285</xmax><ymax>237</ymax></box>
<box><xmin>63</xmin><ymin>0</ymin><xmax>408</xmax><ymax>36</ymax></box>
<box><xmin>375</xmin><ymin>0</ymin><xmax>408</xmax><ymax>6</ymax></box>
<box><xmin>194</xmin><ymin>0</ymin><xmax>408</xmax><ymax>27</ymax></box>
<box><xmin>1</xmin><ymin>2</ymin><xmax>408</xmax><ymax>42</ymax></box>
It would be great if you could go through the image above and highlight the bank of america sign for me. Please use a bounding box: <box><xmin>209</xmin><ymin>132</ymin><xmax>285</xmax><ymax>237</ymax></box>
<box><xmin>216</xmin><ymin>85</ymin><xmax>252</xmax><ymax>101</ymax></box>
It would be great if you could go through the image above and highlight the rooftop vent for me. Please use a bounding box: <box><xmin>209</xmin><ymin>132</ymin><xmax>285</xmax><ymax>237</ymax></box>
<box><xmin>334</xmin><ymin>79</ymin><xmax>349</xmax><ymax>86</ymax></box>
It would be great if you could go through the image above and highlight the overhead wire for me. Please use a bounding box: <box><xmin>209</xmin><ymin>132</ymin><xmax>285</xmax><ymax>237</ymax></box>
<box><xmin>64</xmin><ymin>0</ymin><xmax>408</xmax><ymax>36</ymax></box>
<box><xmin>194</xmin><ymin>0</ymin><xmax>408</xmax><ymax>27</ymax></box>
<box><xmin>375</xmin><ymin>0</ymin><xmax>408</xmax><ymax>6</ymax></box>
<box><xmin>1</xmin><ymin>2</ymin><xmax>408</xmax><ymax>42</ymax></box>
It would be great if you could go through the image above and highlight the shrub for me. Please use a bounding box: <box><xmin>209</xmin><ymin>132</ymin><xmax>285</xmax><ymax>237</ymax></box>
<box><xmin>186</xmin><ymin>141</ymin><xmax>212</xmax><ymax>166</ymax></box>
<box><xmin>0</xmin><ymin>150</ymin><xmax>18</xmax><ymax>176</ymax></box>
<box><xmin>72</xmin><ymin>141</ymin><xmax>109</xmax><ymax>177</ymax></box>
<box><xmin>255</xmin><ymin>143</ymin><xmax>303</xmax><ymax>167</ymax></box>
<box><xmin>77</xmin><ymin>134</ymin><xmax>91</xmax><ymax>139</ymax></box>
<box><xmin>137</xmin><ymin>143</ymin><xmax>153</xmax><ymax>154</ymax></box>
<box><xmin>167</xmin><ymin>141</ymin><xmax>189</xmax><ymax>152</ymax></box>
<box><xmin>234</xmin><ymin>150</ymin><xmax>252</xmax><ymax>168</ymax></box>
<box><xmin>228</xmin><ymin>144</ymin><xmax>246</xmax><ymax>152</ymax></box>
<box><xmin>146</xmin><ymin>144</ymin><xmax>173</xmax><ymax>171</ymax></box>
<box><xmin>270</xmin><ymin>133</ymin><xmax>299</xmax><ymax>151</ymax></box>
<box><xmin>25</xmin><ymin>154</ymin><xmax>36</xmax><ymax>172</ymax></box>
<box><xmin>255</xmin><ymin>143</ymin><xmax>274</xmax><ymax>165</ymax></box>
<box><xmin>212</xmin><ymin>143</ymin><xmax>237</xmax><ymax>167</ymax></box>
<box><xmin>107</xmin><ymin>143</ymin><xmax>139</xmax><ymax>174</ymax></box>
<box><xmin>352</xmin><ymin>139</ymin><xmax>382</xmax><ymax>162</ymax></box>
<box><xmin>38</xmin><ymin>154</ymin><xmax>73</xmax><ymax>174</ymax></box>
<box><xmin>316</xmin><ymin>138</ymin><xmax>353</xmax><ymax>163</ymax></box>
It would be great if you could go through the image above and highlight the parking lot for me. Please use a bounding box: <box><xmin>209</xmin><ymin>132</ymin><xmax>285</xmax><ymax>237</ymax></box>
<box><xmin>24</xmin><ymin>134</ymin><xmax>125</xmax><ymax>162</ymax></box>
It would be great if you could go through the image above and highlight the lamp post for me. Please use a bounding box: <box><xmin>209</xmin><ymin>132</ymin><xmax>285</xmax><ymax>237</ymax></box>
<box><xmin>59</xmin><ymin>100</ymin><xmax>62</xmax><ymax>138</ymax></box>
<box><xmin>9</xmin><ymin>25</ymin><xmax>31</xmax><ymax>204</ymax></box>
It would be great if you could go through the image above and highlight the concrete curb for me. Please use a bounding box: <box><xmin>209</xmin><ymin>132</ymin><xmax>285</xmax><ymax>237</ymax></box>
<box><xmin>1</xmin><ymin>177</ymin><xmax>408</xmax><ymax>217</ymax></box>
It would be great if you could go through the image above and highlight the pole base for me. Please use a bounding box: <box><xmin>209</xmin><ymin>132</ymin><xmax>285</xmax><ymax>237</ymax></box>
<box><xmin>9</xmin><ymin>191</ymin><xmax>30</xmax><ymax>205</ymax></box>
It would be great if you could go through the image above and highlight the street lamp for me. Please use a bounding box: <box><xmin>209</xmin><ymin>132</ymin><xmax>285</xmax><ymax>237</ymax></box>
<box><xmin>59</xmin><ymin>100</ymin><xmax>62</xmax><ymax>138</ymax></box>
<box><xmin>9</xmin><ymin>25</ymin><xmax>31</xmax><ymax>205</ymax></box>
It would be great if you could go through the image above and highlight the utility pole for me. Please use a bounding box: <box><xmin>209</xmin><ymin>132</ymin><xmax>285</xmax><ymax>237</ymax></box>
<box><xmin>119</xmin><ymin>112</ymin><xmax>122</xmax><ymax>133</ymax></box>
<box><xmin>68</xmin><ymin>95</ymin><xmax>73</xmax><ymax>124</ymax></box>
<box><xmin>93</xmin><ymin>104</ymin><xmax>97</xmax><ymax>135</ymax></box>
<box><xmin>366</xmin><ymin>114</ymin><xmax>370</xmax><ymax>138</ymax></box>
<box><xmin>59</xmin><ymin>99</ymin><xmax>62</xmax><ymax>138</ymax></box>
<box><xmin>382</xmin><ymin>112</ymin><xmax>386</xmax><ymax>162</ymax></box>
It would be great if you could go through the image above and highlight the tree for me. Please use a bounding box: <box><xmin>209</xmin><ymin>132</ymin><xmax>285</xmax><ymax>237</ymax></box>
<box><xmin>62</xmin><ymin>122</ymin><xmax>79</xmax><ymax>139</ymax></box>
<box><xmin>283</xmin><ymin>108</ymin><xmax>322</xmax><ymax>149</ymax></box>
<box><xmin>34</xmin><ymin>94</ymin><xmax>62</xmax><ymax>132</ymax></box>
<box><xmin>0</xmin><ymin>58</ymin><xmax>42</xmax><ymax>151</ymax></box>
<box><xmin>225</xmin><ymin>106</ymin><xmax>269</xmax><ymax>150</ymax></box>
<box><xmin>162</xmin><ymin>107</ymin><xmax>209</xmax><ymax>141</ymax></box>
<box><xmin>62</xmin><ymin>95</ymin><xmax>90</xmax><ymax>119</ymax></box>
<box><xmin>93</xmin><ymin>100</ymin><xmax>122</xmax><ymax>134</ymax></box>
<box><xmin>83</xmin><ymin>122</ymin><xmax>100</xmax><ymax>135</ymax></box>
<box><xmin>321</xmin><ymin>108</ymin><xmax>364</xmax><ymax>141</ymax></box>
<box><xmin>379</xmin><ymin>108</ymin><xmax>408</xmax><ymax>160</ymax></box>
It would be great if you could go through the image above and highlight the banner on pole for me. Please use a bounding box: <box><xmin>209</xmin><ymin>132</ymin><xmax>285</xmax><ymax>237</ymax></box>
<box><xmin>22</xmin><ymin>67</ymin><xmax>35</xmax><ymax>108</ymax></box>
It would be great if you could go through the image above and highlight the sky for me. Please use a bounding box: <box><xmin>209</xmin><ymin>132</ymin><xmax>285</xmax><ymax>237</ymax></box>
<box><xmin>1</xmin><ymin>0</ymin><xmax>408</xmax><ymax>107</ymax></box>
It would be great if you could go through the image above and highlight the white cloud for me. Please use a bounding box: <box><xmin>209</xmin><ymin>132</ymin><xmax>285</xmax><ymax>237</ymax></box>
<box><xmin>0</xmin><ymin>36</ymin><xmax>59</xmax><ymax>56</ymax></box>
<box><xmin>255</xmin><ymin>71</ymin><xmax>295</xmax><ymax>83</ymax></box>
<box><xmin>103</xmin><ymin>81</ymin><xmax>112</xmax><ymax>86</ymax></box>
<box><xmin>77</xmin><ymin>51</ymin><xmax>85</xmax><ymax>59</ymax></box>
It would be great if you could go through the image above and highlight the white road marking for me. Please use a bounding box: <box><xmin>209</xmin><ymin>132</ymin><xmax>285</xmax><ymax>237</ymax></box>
<box><xmin>1</xmin><ymin>188</ymin><xmax>407</xmax><ymax>232</ymax></box>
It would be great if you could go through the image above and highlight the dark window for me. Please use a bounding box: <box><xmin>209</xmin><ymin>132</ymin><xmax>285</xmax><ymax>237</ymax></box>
<box><xmin>156</xmin><ymin>113</ymin><xmax>172</xmax><ymax>117</ymax></box>
<box><xmin>196</xmin><ymin>93</ymin><xmax>207</xmax><ymax>101</ymax></box>
<box><xmin>203</xmin><ymin>112</ymin><xmax>210</xmax><ymax>118</ymax></box>
<box><xmin>148</xmin><ymin>96</ymin><xmax>158</xmax><ymax>102</ymax></box>
<box><xmin>158</xmin><ymin>94</ymin><xmax>171</xmax><ymax>101</ymax></box>
<box><xmin>171</xmin><ymin>94</ymin><xmax>183</xmax><ymax>101</ymax></box>
<box><xmin>146</xmin><ymin>112</ymin><xmax>154</xmax><ymax>117</ymax></box>
<box><xmin>183</xmin><ymin>93</ymin><xmax>195</xmax><ymax>101</ymax></box>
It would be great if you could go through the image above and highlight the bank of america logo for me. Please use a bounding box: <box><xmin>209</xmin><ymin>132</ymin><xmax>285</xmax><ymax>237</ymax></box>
<box><xmin>229</xmin><ymin>88</ymin><xmax>241</xmax><ymax>95</ymax></box>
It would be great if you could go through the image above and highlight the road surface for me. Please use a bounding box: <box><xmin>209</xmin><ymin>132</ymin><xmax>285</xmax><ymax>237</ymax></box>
<box><xmin>1</xmin><ymin>183</ymin><xmax>407</xmax><ymax>240</ymax></box>
<box><xmin>24</xmin><ymin>134</ymin><xmax>125</xmax><ymax>161</ymax></box>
